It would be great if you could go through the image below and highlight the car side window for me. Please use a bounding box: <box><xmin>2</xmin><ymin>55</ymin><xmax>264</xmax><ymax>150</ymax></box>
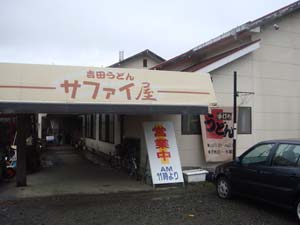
<box><xmin>272</xmin><ymin>144</ymin><xmax>300</xmax><ymax>167</ymax></box>
<box><xmin>241</xmin><ymin>144</ymin><xmax>274</xmax><ymax>165</ymax></box>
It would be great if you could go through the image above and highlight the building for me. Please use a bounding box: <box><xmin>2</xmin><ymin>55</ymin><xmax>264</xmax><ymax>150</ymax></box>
<box><xmin>0</xmin><ymin>62</ymin><xmax>216</xmax><ymax>186</ymax></box>
<box><xmin>83</xmin><ymin>49</ymin><xmax>165</xmax><ymax>157</ymax></box>
<box><xmin>84</xmin><ymin>1</ymin><xmax>300</xmax><ymax>171</ymax></box>
<box><xmin>151</xmin><ymin>1</ymin><xmax>300</xmax><ymax>167</ymax></box>
<box><xmin>109</xmin><ymin>49</ymin><xmax>165</xmax><ymax>69</ymax></box>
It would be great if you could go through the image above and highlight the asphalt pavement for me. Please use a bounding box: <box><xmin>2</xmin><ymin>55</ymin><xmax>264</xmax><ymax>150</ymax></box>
<box><xmin>0</xmin><ymin>183</ymin><xmax>297</xmax><ymax>225</ymax></box>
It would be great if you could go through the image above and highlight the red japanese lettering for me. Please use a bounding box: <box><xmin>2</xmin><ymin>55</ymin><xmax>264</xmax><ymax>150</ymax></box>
<box><xmin>156</xmin><ymin>151</ymin><xmax>171</xmax><ymax>161</ymax></box>
<box><xmin>96</xmin><ymin>71</ymin><xmax>105</xmax><ymax>79</ymax></box>
<box><xmin>152</xmin><ymin>125</ymin><xmax>167</xmax><ymax>137</ymax></box>
<box><xmin>107</xmin><ymin>72</ymin><xmax>115</xmax><ymax>79</ymax></box>
<box><xmin>116</xmin><ymin>73</ymin><xmax>125</xmax><ymax>80</ymax></box>
<box><xmin>155</xmin><ymin>139</ymin><xmax>169</xmax><ymax>149</ymax></box>
<box><xmin>60</xmin><ymin>80</ymin><xmax>81</xmax><ymax>99</ymax></box>
<box><xmin>83</xmin><ymin>81</ymin><xmax>100</xmax><ymax>99</ymax></box>
<box><xmin>125</xmin><ymin>73</ymin><xmax>134</xmax><ymax>81</ymax></box>
<box><xmin>136</xmin><ymin>82</ymin><xmax>157</xmax><ymax>101</ymax></box>
<box><xmin>87</xmin><ymin>70</ymin><xmax>95</xmax><ymax>79</ymax></box>
<box><xmin>119</xmin><ymin>83</ymin><xmax>135</xmax><ymax>100</ymax></box>
<box><xmin>103</xmin><ymin>88</ymin><xmax>116</xmax><ymax>99</ymax></box>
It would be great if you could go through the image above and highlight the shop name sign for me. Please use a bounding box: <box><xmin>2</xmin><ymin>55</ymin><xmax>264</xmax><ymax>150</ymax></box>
<box><xmin>200</xmin><ymin>107</ymin><xmax>235</xmax><ymax>162</ymax></box>
<box><xmin>0</xmin><ymin>63</ymin><xmax>216</xmax><ymax>106</ymax></box>
<box><xmin>143</xmin><ymin>121</ymin><xmax>184</xmax><ymax>185</ymax></box>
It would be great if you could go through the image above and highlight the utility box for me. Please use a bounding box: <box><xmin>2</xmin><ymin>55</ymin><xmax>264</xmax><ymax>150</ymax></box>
<box><xmin>182</xmin><ymin>169</ymin><xmax>209</xmax><ymax>183</ymax></box>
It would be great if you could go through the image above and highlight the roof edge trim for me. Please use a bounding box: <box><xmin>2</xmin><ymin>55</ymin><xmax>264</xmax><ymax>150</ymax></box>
<box><xmin>195</xmin><ymin>41</ymin><xmax>260</xmax><ymax>73</ymax></box>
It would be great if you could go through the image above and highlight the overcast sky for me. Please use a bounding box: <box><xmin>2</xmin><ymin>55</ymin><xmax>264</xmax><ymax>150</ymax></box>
<box><xmin>0</xmin><ymin>0</ymin><xmax>297</xmax><ymax>67</ymax></box>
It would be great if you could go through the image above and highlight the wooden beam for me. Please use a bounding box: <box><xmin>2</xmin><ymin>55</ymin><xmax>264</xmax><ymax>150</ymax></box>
<box><xmin>16</xmin><ymin>114</ymin><xmax>28</xmax><ymax>187</ymax></box>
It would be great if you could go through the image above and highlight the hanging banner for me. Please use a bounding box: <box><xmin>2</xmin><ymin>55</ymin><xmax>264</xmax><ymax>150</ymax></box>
<box><xmin>143</xmin><ymin>121</ymin><xmax>184</xmax><ymax>185</ymax></box>
<box><xmin>200</xmin><ymin>107</ymin><xmax>235</xmax><ymax>162</ymax></box>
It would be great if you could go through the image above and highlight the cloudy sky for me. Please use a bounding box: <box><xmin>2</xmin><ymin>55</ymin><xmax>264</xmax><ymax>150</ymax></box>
<box><xmin>0</xmin><ymin>0</ymin><xmax>296</xmax><ymax>67</ymax></box>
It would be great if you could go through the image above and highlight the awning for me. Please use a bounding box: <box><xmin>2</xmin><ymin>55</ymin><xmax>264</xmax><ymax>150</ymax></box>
<box><xmin>0</xmin><ymin>63</ymin><xmax>217</xmax><ymax>114</ymax></box>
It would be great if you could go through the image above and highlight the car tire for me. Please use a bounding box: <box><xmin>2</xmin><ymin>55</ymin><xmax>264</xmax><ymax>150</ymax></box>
<box><xmin>216</xmin><ymin>176</ymin><xmax>232</xmax><ymax>199</ymax></box>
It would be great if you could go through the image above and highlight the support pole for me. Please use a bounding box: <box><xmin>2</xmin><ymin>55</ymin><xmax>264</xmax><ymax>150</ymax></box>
<box><xmin>233</xmin><ymin>71</ymin><xmax>237</xmax><ymax>160</ymax></box>
<box><xmin>32</xmin><ymin>114</ymin><xmax>37</xmax><ymax>149</ymax></box>
<box><xmin>16</xmin><ymin>114</ymin><xmax>28</xmax><ymax>187</ymax></box>
<box><xmin>120</xmin><ymin>115</ymin><xmax>124</xmax><ymax>144</ymax></box>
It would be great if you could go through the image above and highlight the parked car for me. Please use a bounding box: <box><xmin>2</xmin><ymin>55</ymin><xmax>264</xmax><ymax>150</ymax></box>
<box><xmin>214</xmin><ymin>139</ymin><xmax>300</xmax><ymax>220</ymax></box>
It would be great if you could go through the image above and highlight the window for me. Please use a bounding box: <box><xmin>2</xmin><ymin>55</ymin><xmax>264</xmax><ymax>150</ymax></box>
<box><xmin>181</xmin><ymin>114</ymin><xmax>201</xmax><ymax>135</ymax></box>
<box><xmin>85</xmin><ymin>115</ymin><xmax>91</xmax><ymax>138</ymax></box>
<box><xmin>82</xmin><ymin>115</ymin><xmax>86</xmax><ymax>138</ymax></box>
<box><xmin>85</xmin><ymin>114</ymin><xmax>96</xmax><ymax>139</ymax></box>
<box><xmin>242</xmin><ymin>144</ymin><xmax>274</xmax><ymax>165</ymax></box>
<box><xmin>99</xmin><ymin>113</ymin><xmax>114</xmax><ymax>143</ymax></box>
<box><xmin>272</xmin><ymin>144</ymin><xmax>300</xmax><ymax>167</ymax></box>
<box><xmin>91</xmin><ymin>114</ymin><xmax>96</xmax><ymax>139</ymax></box>
<box><xmin>98</xmin><ymin>114</ymin><xmax>102</xmax><ymax>141</ymax></box>
<box><xmin>100</xmin><ymin>114</ymin><xmax>106</xmax><ymax>141</ymax></box>
<box><xmin>109</xmin><ymin>114</ymin><xmax>114</xmax><ymax>143</ymax></box>
<box><xmin>85</xmin><ymin>114</ymin><xmax>96</xmax><ymax>138</ymax></box>
<box><xmin>143</xmin><ymin>59</ymin><xmax>147</xmax><ymax>68</ymax></box>
<box><xmin>238</xmin><ymin>107</ymin><xmax>252</xmax><ymax>134</ymax></box>
<box><xmin>105</xmin><ymin>114</ymin><xmax>110</xmax><ymax>142</ymax></box>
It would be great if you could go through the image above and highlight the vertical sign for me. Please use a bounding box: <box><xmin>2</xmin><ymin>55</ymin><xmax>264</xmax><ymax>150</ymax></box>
<box><xmin>200</xmin><ymin>107</ymin><xmax>235</xmax><ymax>162</ymax></box>
<box><xmin>143</xmin><ymin>121</ymin><xmax>184</xmax><ymax>185</ymax></box>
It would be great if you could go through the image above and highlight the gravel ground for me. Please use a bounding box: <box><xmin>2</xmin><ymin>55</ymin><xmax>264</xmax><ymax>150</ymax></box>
<box><xmin>0</xmin><ymin>183</ymin><xmax>297</xmax><ymax>225</ymax></box>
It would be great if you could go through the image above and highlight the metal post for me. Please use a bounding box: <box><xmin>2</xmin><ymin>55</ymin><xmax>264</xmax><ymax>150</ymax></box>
<box><xmin>120</xmin><ymin>115</ymin><xmax>124</xmax><ymax>144</ymax></box>
<box><xmin>16</xmin><ymin>114</ymin><xmax>28</xmax><ymax>187</ymax></box>
<box><xmin>31</xmin><ymin>114</ymin><xmax>37</xmax><ymax>149</ymax></box>
<box><xmin>233</xmin><ymin>71</ymin><xmax>237</xmax><ymax>160</ymax></box>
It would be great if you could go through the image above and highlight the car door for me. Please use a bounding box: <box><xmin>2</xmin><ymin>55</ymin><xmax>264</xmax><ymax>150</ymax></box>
<box><xmin>230</xmin><ymin>143</ymin><xmax>275</xmax><ymax>197</ymax></box>
<box><xmin>258</xmin><ymin>143</ymin><xmax>300</xmax><ymax>205</ymax></box>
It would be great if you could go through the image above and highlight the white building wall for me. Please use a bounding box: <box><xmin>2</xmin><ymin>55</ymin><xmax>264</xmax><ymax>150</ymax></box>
<box><xmin>250</xmin><ymin>12</ymin><xmax>300</xmax><ymax>142</ymax></box>
<box><xmin>210</xmin><ymin>11</ymin><xmax>300</xmax><ymax>155</ymax></box>
<box><xmin>85</xmin><ymin>114</ymin><xmax>121</xmax><ymax>155</ymax></box>
<box><xmin>122</xmin><ymin>11</ymin><xmax>300</xmax><ymax>169</ymax></box>
<box><xmin>84</xmin><ymin>11</ymin><xmax>300</xmax><ymax>170</ymax></box>
<box><xmin>209</xmin><ymin>54</ymin><xmax>255</xmax><ymax>156</ymax></box>
<box><xmin>123</xmin><ymin>114</ymin><xmax>206</xmax><ymax>169</ymax></box>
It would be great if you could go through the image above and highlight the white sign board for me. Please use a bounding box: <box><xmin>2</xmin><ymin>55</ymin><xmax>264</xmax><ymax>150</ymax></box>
<box><xmin>200</xmin><ymin>107</ymin><xmax>235</xmax><ymax>162</ymax></box>
<box><xmin>143</xmin><ymin>121</ymin><xmax>184</xmax><ymax>185</ymax></box>
<box><xmin>0</xmin><ymin>63</ymin><xmax>217</xmax><ymax>107</ymax></box>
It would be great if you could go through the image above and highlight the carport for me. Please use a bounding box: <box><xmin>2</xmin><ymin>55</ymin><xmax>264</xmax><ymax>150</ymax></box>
<box><xmin>0</xmin><ymin>63</ymin><xmax>217</xmax><ymax>189</ymax></box>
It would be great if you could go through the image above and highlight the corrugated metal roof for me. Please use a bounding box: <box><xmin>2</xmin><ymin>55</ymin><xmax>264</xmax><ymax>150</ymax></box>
<box><xmin>182</xmin><ymin>40</ymin><xmax>260</xmax><ymax>72</ymax></box>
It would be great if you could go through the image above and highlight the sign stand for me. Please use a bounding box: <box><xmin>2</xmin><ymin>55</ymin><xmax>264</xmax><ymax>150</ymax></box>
<box><xmin>143</xmin><ymin>121</ymin><xmax>184</xmax><ymax>187</ymax></box>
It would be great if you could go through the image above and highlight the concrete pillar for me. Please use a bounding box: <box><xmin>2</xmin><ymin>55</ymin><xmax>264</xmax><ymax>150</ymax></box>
<box><xmin>16</xmin><ymin>114</ymin><xmax>29</xmax><ymax>187</ymax></box>
<box><xmin>38</xmin><ymin>113</ymin><xmax>47</xmax><ymax>139</ymax></box>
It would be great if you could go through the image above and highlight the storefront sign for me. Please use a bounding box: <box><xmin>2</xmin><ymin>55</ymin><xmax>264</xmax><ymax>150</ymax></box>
<box><xmin>0</xmin><ymin>63</ymin><xmax>216</xmax><ymax>107</ymax></box>
<box><xmin>200</xmin><ymin>107</ymin><xmax>235</xmax><ymax>162</ymax></box>
<box><xmin>143</xmin><ymin>121</ymin><xmax>184</xmax><ymax>185</ymax></box>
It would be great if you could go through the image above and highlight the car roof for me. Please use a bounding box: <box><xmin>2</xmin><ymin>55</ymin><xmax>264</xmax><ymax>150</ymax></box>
<box><xmin>258</xmin><ymin>139</ymin><xmax>300</xmax><ymax>145</ymax></box>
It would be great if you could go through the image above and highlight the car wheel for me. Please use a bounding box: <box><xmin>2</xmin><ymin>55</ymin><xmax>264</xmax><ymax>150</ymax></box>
<box><xmin>217</xmin><ymin>176</ymin><xmax>232</xmax><ymax>199</ymax></box>
<box><xmin>296</xmin><ymin>199</ymin><xmax>300</xmax><ymax>221</ymax></box>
